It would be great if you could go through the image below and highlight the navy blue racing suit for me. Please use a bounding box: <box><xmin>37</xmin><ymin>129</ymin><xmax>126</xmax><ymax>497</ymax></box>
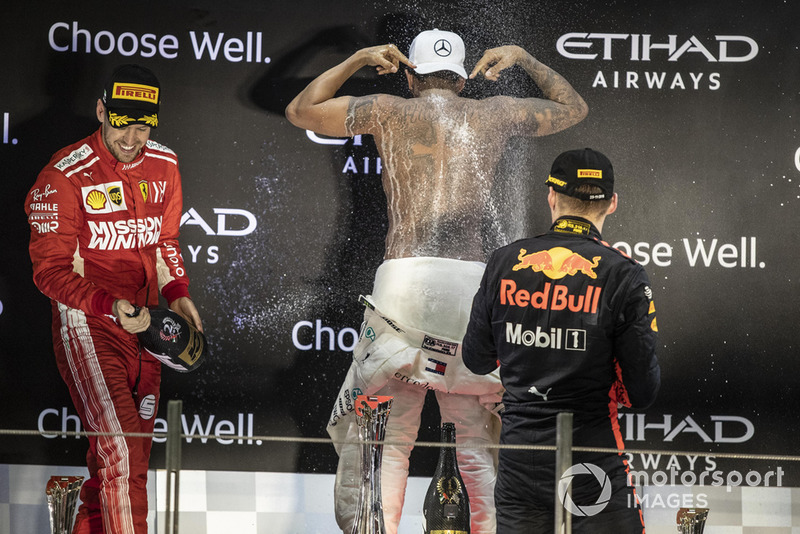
<box><xmin>463</xmin><ymin>216</ymin><xmax>660</xmax><ymax>533</ymax></box>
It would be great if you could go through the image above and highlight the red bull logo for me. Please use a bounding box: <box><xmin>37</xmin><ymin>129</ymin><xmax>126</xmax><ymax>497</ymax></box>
<box><xmin>500</xmin><ymin>279</ymin><xmax>602</xmax><ymax>314</ymax></box>
<box><xmin>514</xmin><ymin>247</ymin><xmax>601</xmax><ymax>279</ymax></box>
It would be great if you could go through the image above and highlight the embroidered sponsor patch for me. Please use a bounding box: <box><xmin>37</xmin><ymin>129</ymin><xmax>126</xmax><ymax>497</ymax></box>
<box><xmin>113</xmin><ymin>82</ymin><xmax>159</xmax><ymax>104</ymax></box>
<box><xmin>425</xmin><ymin>358</ymin><xmax>447</xmax><ymax>376</ymax></box>
<box><xmin>81</xmin><ymin>181</ymin><xmax>127</xmax><ymax>212</ymax></box>
<box><xmin>577</xmin><ymin>168</ymin><xmax>602</xmax><ymax>179</ymax></box>
<box><xmin>54</xmin><ymin>144</ymin><xmax>94</xmax><ymax>172</ymax></box>
<box><xmin>422</xmin><ymin>335</ymin><xmax>458</xmax><ymax>356</ymax></box>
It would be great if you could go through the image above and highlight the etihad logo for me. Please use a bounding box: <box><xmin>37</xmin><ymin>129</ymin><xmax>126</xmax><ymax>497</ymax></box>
<box><xmin>557</xmin><ymin>33</ymin><xmax>758</xmax><ymax>63</ymax></box>
<box><xmin>87</xmin><ymin>216</ymin><xmax>162</xmax><ymax>250</ymax></box>
<box><xmin>578</xmin><ymin>169</ymin><xmax>602</xmax><ymax>179</ymax></box>
<box><xmin>112</xmin><ymin>82</ymin><xmax>159</xmax><ymax>104</ymax></box>
<box><xmin>514</xmin><ymin>247</ymin><xmax>601</xmax><ymax>279</ymax></box>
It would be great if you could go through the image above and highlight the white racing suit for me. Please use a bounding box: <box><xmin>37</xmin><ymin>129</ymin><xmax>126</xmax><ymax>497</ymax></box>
<box><xmin>327</xmin><ymin>257</ymin><xmax>504</xmax><ymax>534</ymax></box>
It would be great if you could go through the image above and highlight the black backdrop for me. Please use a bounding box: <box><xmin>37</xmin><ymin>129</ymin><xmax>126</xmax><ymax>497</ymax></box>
<box><xmin>1</xmin><ymin>0</ymin><xmax>798</xmax><ymax>485</ymax></box>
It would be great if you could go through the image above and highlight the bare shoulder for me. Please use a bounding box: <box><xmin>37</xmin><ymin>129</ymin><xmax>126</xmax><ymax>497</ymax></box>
<box><xmin>347</xmin><ymin>93</ymin><xmax>408</xmax><ymax>134</ymax></box>
<box><xmin>463</xmin><ymin>95</ymin><xmax>532</xmax><ymax>127</ymax></box>
<box><xmin>475</xmin><ymin>94</ymin><xmax>585</xmax><ymax>137</ymax></box>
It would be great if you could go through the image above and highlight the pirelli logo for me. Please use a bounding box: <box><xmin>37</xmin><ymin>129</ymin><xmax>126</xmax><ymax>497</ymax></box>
<box><xmin>577</xmin><ymin>169</ymin><xmax>602</xmax><ymax>179</ymax></box>
<box><xmin>112</xmin><ymin>83</ymin><xmax>159</xmax><ymax>104</ymax></box>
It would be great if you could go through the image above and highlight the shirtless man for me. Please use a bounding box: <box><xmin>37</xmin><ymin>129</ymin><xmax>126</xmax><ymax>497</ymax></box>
<box><xmin>286</xmin><ymin>29</ymin><xmax>588</xmax><ymax>533</ymax></box>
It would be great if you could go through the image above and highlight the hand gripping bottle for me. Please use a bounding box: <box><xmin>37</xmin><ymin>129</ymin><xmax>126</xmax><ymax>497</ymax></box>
<box><xmin>422</xmin><ymin>422</ymin><xmax>470</xmax><ymax>534</ymax></box>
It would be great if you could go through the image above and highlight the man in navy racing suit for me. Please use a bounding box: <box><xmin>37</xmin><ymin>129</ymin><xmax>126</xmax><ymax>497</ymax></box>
<box><xmin>463</xmin><ymin>147</ymin><xmax>660</xmax><ymax>533</ymax></box>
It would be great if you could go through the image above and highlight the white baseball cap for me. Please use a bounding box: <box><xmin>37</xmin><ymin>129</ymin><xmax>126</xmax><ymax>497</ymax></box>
<box><xmin>408</xmin><ymin>29</ymin><xmax>467</xmax><ymax>79</ymax></box>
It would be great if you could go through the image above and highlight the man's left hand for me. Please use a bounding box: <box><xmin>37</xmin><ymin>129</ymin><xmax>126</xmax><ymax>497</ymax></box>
<box><xmin>170</xmin><ymin>297</ymin><xmax>204</xmax><ymax>333</ymax></box>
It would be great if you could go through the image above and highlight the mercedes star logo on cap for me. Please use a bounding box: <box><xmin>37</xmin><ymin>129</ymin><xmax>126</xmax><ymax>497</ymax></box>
<box><xmin>434</xmin><ymin>39</ymin><xmax>452</xmax><ymax>57</ymax></box>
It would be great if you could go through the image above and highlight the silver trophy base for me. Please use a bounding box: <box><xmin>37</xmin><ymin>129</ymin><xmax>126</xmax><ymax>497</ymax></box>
<box><xmin>351</xmin><ymin>395</ymin><xmax>393</xmax><ymax>534</ymax></box>
<box><xmin>46</xmin><ymin>475</ymin><xmax>84</xmax><ymax>534</ymax></box>
<box><xmin>677</xmin><ymin>507</ymin><xmax>709</xmax><ymax>534</ymax></box>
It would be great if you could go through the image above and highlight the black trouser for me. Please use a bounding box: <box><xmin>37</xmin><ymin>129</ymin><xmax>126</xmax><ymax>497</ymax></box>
<box><xmin>495</xmin><ymin>411</ymin><xmax>645</xmax><ymax>534</ymax></box>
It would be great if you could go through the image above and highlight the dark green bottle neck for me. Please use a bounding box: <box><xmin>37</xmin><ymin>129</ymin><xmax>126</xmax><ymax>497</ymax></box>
<box><xmin>436</xmin><ymin>423</ymin><xmax>458</xmax><ymax>472</ymax></box>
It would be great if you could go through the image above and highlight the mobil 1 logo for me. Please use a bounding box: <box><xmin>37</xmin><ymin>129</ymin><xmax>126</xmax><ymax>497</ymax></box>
<box><xmin>505</xmin><ymin>323</ymin><xmax>586</xmax><ymax>351</ymax></box>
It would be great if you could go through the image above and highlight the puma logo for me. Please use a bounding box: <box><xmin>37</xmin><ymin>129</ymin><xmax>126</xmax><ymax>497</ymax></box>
<box><xmin>528</xmin><ymin>386</ymin><xmax>552</xmax><ymax>401</ymax></box>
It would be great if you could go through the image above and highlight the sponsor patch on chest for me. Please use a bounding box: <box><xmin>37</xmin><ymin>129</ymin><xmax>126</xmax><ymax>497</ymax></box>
<box><xmin>81</xmin><ymin>181</ymin><xmax>128</xmax><ymax>212</ymax></box>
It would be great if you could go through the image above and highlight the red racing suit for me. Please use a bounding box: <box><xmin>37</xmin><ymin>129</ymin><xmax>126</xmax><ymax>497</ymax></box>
<box><xmin>463</xmin><ymin>217</ymin><xmax>660</xmax><ymax>534</ymax></box>
<box><xmin>25</xmin><ymin>127</ymin><xmax>191</xmax><ymax>534</ymax></box>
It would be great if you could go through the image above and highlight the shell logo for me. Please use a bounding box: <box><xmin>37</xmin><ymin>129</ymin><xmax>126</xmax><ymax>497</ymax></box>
<box><xmin>86</xmin><ymin>190</ymin><xmax>107</xmax><ymax>210</ymax></box>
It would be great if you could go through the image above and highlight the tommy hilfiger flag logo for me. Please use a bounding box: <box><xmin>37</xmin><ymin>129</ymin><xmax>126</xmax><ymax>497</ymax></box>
<box><xmin>425</xmin><ymin>358</ymin><xmax>447</xmax><ymax>376</ymax></box>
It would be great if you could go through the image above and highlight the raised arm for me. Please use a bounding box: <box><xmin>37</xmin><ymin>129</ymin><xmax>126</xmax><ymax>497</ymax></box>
<box><xmin>470</xmin><ymin>45</ymin><xmax>588</xmax><ymax>136</ymax></box>
<box><xmin>285</xmin><ymin>44</ymin><xmax>415</xmax><ymax>137</ymax></box>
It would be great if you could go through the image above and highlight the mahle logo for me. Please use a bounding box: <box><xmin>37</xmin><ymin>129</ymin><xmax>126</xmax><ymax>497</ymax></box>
<box><xmin>558</xmin><ymin>463</ymin><xmax>612</xmax><ymax>516</ymax></box>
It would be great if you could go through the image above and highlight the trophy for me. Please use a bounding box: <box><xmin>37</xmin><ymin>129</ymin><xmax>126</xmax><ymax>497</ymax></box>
<box><xmin>46</xmin><ymin>475</ymin><xmax>84</xmax><ymax>534</ymax></box>
<box><xmin>352</xmin><ymin>395</ymin><xmax>393</xmax><ymax>534</ymax></box>
<box><xmin>676</xmin><ymin>507</ymin><xmax>709</xmax><ymax>534</ymax></box>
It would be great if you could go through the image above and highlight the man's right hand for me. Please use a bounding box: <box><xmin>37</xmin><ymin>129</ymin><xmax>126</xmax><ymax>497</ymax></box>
<box><xmin>357</xmin><ymin>44</ymin><xmax>416</xmax><ymax>75</ymax></box>
<box><xmin>285</xmin><ymin>42</ymin><xmax>415</xmax><ymax>138</ymax></box>
<box><xmin>113</xmin><ymin>299</ymin><xmax>151</xmax><ymax>334</ymax></box>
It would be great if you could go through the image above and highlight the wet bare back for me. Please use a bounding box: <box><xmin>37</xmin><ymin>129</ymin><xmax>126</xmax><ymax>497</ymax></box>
<box><xmin>347</xmin><ymin>89</ymin><xmax>541</xmax><ymax>262</ymax></box>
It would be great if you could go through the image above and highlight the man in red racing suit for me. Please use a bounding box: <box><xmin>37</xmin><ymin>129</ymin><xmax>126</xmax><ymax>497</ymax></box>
<box><xmin>25</xmin><ymin>64</ymin><xmax>202</xmax><ymax>534</ymax></box>
<box><xmin>463</xmin><ymin>148</ymin><xmax>660</xmax><ymax>533</ymax></box>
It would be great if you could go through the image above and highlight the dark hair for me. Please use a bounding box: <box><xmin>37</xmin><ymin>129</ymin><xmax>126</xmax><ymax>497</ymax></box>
<box><xmin>555</xmin><ymin>185</ymin><xmax>613</xmax><ymax>216</ymax></box>
<box><xmin>408</xmin><ymin>69</ymin><xmax>464</xmax><ymax>90</ymax></box>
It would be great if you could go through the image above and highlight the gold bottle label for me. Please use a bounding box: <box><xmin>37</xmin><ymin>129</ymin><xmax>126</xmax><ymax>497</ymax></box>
<box><xmin>436</xmin><ymin>476</ymin><xmax>463</xmax><ymax>504</ymax></box>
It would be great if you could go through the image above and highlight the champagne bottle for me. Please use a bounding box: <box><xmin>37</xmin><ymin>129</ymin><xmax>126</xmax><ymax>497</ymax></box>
<box><xmin>422</xmin><ymin>422</ymin><xmax>470</xmax><ymax>534</ymax></box>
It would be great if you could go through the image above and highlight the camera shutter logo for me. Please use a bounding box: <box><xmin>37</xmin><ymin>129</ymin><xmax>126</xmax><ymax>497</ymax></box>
<box><xmin>557</xmin><ymin>463</ymin><xmax>612</xmax><ymax>516</ymax></box>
